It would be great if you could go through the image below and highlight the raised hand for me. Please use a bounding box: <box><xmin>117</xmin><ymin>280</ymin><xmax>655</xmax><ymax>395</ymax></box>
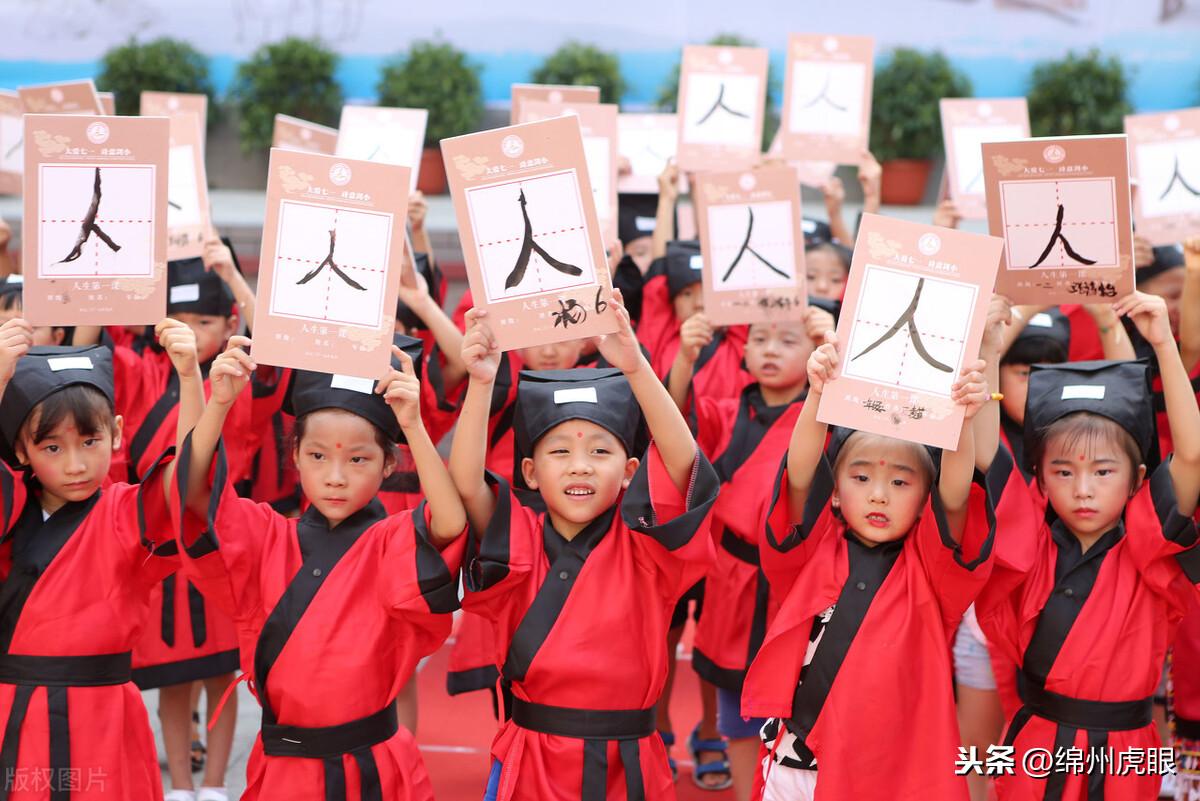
<box><xmin>932</xmin><ymin>199</ymin><xmax>962</xmax><ymax>230</ymax></box>
<box><xmin>461</xmin><ymin>308</ymin><xmax>501</xmax><ymax>384</ymax></box>
<box><xmin>804</xmin><ymin>305</ymin><xmax>837</xmax><ymax>345</ymax></box>
<box><xmin>201</xmin><ymin>237</ymin><xmax>237</xmax><ymax>285</ymax></box>
<box><xmin>379</xmin><ymin>345</ymin><xmax>422</xmax><ymax>431</ymax></box>
<box><xmin>1113</xmin><ymin>290</ymin><xmax>1173</xmax><ymax>349</ymax></box>
<box><xmin>155</xmin><ymin>318</ymin><xmax>200</xmax><ymax>377</ymax></box>
<box><xmin>980</xmin><ymin>294</ymin><xmax>1013</xmax><ymax>355</ymax></box>
<box><xmin>807</xmin><ymin>330</ymin><xmax>840</xmax><ymax>396</ymax></box>
<box><xmin>951</xmin><ymin>358</ymin><xmax>990</xmax><ymax>420</ymax></box>
<box><xmin>677</xmin><ymin>312</ymin><xmax>713</xmax><ymax>364</ymax></box>
<box><xmin>657</xmin><ymin>161</ymin><xmax>680</xmax><ymax>204</ymax></box>
<box><xmin>595</xmin><ymin>289</ymin><xmax>644</xmax><ymax>374</ymax></box>
<box><xmin>209</xmin><ymin>336</ymin><xmax>255</xmax><ymax>405</ymax></box>
<box><xmin>0</xmin><ymin>318</ymin><xmax>34</xmax><ymax>385</ymax></box>
<box><xmin>407</xmin><ymin>191</ymin><xmax>428</xmax><ymax>232</ymax></box>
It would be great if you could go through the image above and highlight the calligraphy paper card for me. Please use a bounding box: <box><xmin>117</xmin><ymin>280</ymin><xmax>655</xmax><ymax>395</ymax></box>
<box><xmin>18</xmin><ymin>80</ymin><xmax>102</xmax><ymax>115</ymax></box>
<box><xmin>983</xmin><ymin>135</ymin><xmax>1133</xmax><ymax>304</ymax></box>
<box><xmin>1125</xmin><ymin>108</ymin><xmax>1200</xmax><ymax>247</ymax></box>
<box><xmin>442</xmin><ymin>115</ymin><xmax>616</xmax><ymax>352</ymax></box>
<box><xmin>22</xmin><ymin>114</ymin><xmax>168</xmax><ymax>326</ymax></box>
<box><xmin>521</xmin><ymin>100</ymin><xmax>619</xmax><ymax>245</ymax></box>
<box><xmin>676</xmin><ymin>45</ymin><xmax>768</xmax><ymax>172</ymax></box>
<box><xmin>336</xmin><ymin>105</ymin><xmax>427</xmax><ymax>192</ymax></box>
<box><xmin>0</xmin><ymin>91</ymin><xmax>22</xmax><ymax>196</ymax></box>
<box><xmin>817</xmin><ymin>213</ymin><xmax>1002</xmax><ymax>450</ymax></box>
<box><xmin>766</xmin><ymin>129</ymin><xmax>837</xmax><ymax>188</ymax></box>
<box><xmin>141</xmin><ymin>91</ymin><xmax>209</xmax><ymax>150</ymax></box>
<box><xmin>162</xmin><ymin>112</ymin><xmax>210</xmax><ymax>261</ymax></box>
<box><xmin>510</xmin><ymin>84</ymin><xmax>600</xmax><ymax>125</ymax></box>
<box><xmin>617</xmin><ymin>113</ymin><xmax>678</xmax><ymax>194</ymax></box>
<box><xmin>255</xmin><ymin>150</ymin><xmax>410</xmax><ymax>378</ymax></box>
<box><xmin>273</xmin><ymin>114</ymin><xmax>338</xmax><ymax>155</ymax></box>
<box><xmin>97</xmin><ymin>92</ymin><xmax>116</xmax><ymax>116</ymax></box>
<box><xmin>940</xmin><ymin>98</ymin><xmax>1030</xmax><ymax>220</ymax></box>
<box><xmin>780</xmin><ymin>34</ymin><xmax>874</xmax><ymax>165</ymax></box>
<box><xmin>694</xmin><ymin>166</ymin><xmax>806</xmax><ymax>326</ymax></box>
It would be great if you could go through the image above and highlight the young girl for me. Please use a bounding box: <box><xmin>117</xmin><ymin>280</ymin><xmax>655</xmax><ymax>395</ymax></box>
<box><xmin>451</xmin><ymin>292</ymin><xmax>720</xmax><ymax>801</ymax></box>
<box><xmin>0</xmin><ymin>317</ymin><xmax>199</xmax><ymax>800</ymax></box>
<box><xmin>741</xmin><ymin>330</ymin><xmax>995</xmax><ymax>801</ymax></box>
<box><xmin>173</xmin><ymin>334</ymin><xmax>467</xmax><ymax>801</ymax></box>
<box><xmin>976</xmin><ymin>291</ymin><xmax>1200</xmax><ymax>801</ymax></box>
<box><xmin>668</xmin><ymin>307</ymin><xmax>834</xmax><ymax>798</ymax></box>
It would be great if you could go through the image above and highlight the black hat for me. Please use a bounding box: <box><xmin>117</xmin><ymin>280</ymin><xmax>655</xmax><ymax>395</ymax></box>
<box><xmin>618</xmin><ymin>195</ymin><xmax>659</xmax><ymax>246</ymax></box>
<box><xmin>0</xmin><ymin>274</ymin><xmax>22</xmax><ymax>309</ymax></box>
<box><xmin>513</xmin><ymin>368</ymin><xmax>643</xmax><ymax>462</ymax></box>
<box><xmin>396</xmin><ymin>252</ymin><xmax>443</xmax><ymax>332</ymax></box>
<box><xmin>1014</xmin><ymin>308</ymin><xmax>1071</xmax><ymax>351</ymax></box>
<box><xmin>283</xmin><ymin>334</ymin><xmax>424</xmax><ymax>445</ymax></box>
<box><xmin>0</xmin><ymin>345</ymin><xmax>115</xmax><ymax>461</ymax></box>
<box><xmin>663</xmin><ymin>240</ymin><xmax>704</xmax><ymax>299</ymax></box>
<box><xmin>1024</xmin><ymin>359</ymin><xmax>1155</xmax><ymax>470</ymax></box>
<box><xmin>802</xmin><ymin>218</ymin><xmax>834</xmax><ymax>248</ymax></box>
<box><xmin>1136</xmin><ymin>245</ymin><xmax>1185</xmax><ymax>285</ymax></box>
<box><xmin>168</xmin><ymin>258</ymin><xmax>236</xmax><ymax>317</ymax></box>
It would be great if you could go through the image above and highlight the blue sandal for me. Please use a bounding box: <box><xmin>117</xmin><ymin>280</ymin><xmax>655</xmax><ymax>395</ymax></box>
<box><xmin>658</xmin><ymin>730</ymin><xmax>678</xmax><ymax>781</ymax></box>
<box><xmin>688</xmin><ymin>724</ymin><xmax>733</xmax><ymax>791</ymax></box>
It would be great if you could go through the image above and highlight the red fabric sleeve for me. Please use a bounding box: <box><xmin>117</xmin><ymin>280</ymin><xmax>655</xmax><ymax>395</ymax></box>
<box><xmin>0</xmin><ymin>460</ymin><xmax>27</xmax><ymax>540</ymax></box>
<box><xmin>461</xmin><ymin>472</ymin><xmax>542</xmax><ymax>616</ymax></box>
<box><xmin>914</xmin><ymin>478</ymin><xmax>997</xmax><ymax>635</ymax></box>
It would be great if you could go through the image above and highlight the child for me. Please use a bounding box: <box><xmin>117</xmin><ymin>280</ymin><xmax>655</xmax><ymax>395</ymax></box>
<box><xmin>0</xmin><ymin>318</ymin><xmax>197</xmax><ymax>800</ymax></box>
<box><xmin>174</xmin><ymin>333</ymin><xmax>467</xmax><ymax>801</ymax></box>
<box><xmin>803</xmin><ymin>242</ymin><xmax>852</xmax><ymax>305</ymax></box>
<box><xmin>742</xmin><ymin>330</ymin><xmax>995</xmax><ymax>800</ymax></box>
<box><xmin>668</xmin><ymin>306</ymin><xmax>834</xmax><ymax>799</ymax></box>
<box><xmin>975</xmin><ymin>290</ymin><xmax>1200</xmax><ymax>801</ymax></box>
<box><xmin>0</xmin><ymin>276</ymin><xmax>74</xmax><ymax>347</ymax></box>
<box><xmin>451</xmin><ymin>293</ymin><xmax>720</xmax><ymax>801</ymax></box>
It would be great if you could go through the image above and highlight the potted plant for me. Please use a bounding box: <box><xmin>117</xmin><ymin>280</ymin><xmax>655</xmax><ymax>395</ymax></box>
<box><xmin>229</xmin><ymin>37</ymin><xmax>343</xmax><ymax>153</ymax></box>
<box><xmin>870</xmin><ymin>48</ymin><xmax>972</xmax><ymax>205</ymax></box>
<box><xmin>654</xmin><ymin>33</ymin><xmax>780</xmax><ymax>150</ymax></box>
<box><xmin>531</xmin><ymin>41</ymin><xmax>625</xmax><ymax>105</ymax></box>
<box><xmin>378</xmin><ymin>39</ymin><xmax>483</xmax><ymax>195</ymax></box>
<box><xmin>1027</xmin><ymin>49</ymin><xmax>1131</xmax><ymax>136</ymax></box>
<box><xmin>96</xmin><ymin>37</ymin><xmax>214</xmax><ymax>118</ymax></box>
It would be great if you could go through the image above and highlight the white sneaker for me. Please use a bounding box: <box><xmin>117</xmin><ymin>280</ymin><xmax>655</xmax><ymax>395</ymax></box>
<box><xmin>164</xmin><ymin>792</ymin><xmax>196</xmax><ymax>801</ymax></box>
<box><xmin>1160</xmin><ymin>771</ymin><xmax>1178</xmax><ymax>799</ymax></box>
<box><xmin>197</xmin><ymin>788</ymin><xmax>229</xmax><ymax>801</ymax></box>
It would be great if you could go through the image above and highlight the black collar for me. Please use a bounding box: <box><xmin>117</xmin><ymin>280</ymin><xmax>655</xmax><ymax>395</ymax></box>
<box><xmin>543</xmin><ymin>504</ymin><xmax>618</xmax><ymax>566</ymax></box>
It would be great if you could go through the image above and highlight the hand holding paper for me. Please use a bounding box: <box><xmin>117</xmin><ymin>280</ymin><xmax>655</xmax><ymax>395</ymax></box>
<box><xmin>461</xmin><ymin>308</ymin><xmax>501</xmax><ymax>385</ymax></box>
<box><xmin>380</xmin><ymin>345</ymin><xmax>423</xmax><ymax>431</ymax></box>
<box><xmin>209</xmin><ymin>336</ymin><xmax>255</xmax><ymax>407</ymax></box>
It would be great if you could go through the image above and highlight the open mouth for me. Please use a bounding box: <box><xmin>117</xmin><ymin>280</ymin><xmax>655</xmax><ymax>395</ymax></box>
<box><xmin>564</xmin><ymin>485</ymin><xmax>595</xmax><ymax>498</ymax></box>
<box><xmin>865</xmin><ymin>512</ymin><xmax>890</xmax><ymax>528</ymax></box>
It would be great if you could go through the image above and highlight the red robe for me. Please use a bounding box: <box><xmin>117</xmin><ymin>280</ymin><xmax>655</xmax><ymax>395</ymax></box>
<box><xmin>690</xmin><ymin>385</ymin><xmax>804</xmax><ymax>690</ymax></box>
<box><xmin>174</xmin><ymin>438</ymin><xmax>464</xmax><ymax>801</ymax></box>
<box><xmin>463</xmin><ymin>446</ymin><xmax>719</xmax><ymax>801</ymax></box>
<box><xmin>741</xmin><ymin>451</ymin><xmax>997</xmax><ymax>801</ymax></box>
<box><xmin>636</xmin><ymin>273</ymin><xmax>751</xmax><ymax>403</ymax></box>
<box><xmin>976</xmin><ymin>459</ymin><xmax>1200</xmax><ymax>801</ymax></box>
<box><xmin>0</xmin><ymin>453</ymin><xmax>176</xmax><ymax>800</ymax></box>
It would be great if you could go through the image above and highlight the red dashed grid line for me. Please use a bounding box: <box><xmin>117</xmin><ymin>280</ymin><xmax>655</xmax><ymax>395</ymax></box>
<box><xmin>477</xmin><ymin>225</ymin><xmax>585</xmax><ymax>248</ymax></box>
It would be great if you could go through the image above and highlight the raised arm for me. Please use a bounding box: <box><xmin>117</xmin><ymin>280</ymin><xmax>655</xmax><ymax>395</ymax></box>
<box><xmin>0</xmin><ymin>318</ymin><xmax>33</xmax><ymax>406</ymax></box>
<box><xmin>381</xmin><ymin>345</ymin><xmax>466</xmax><ymax>545</ymax></box>
<box><xmin>1181</xmin><ymin>238</ymin><xmax>1200</xmax><ymax>375</ymax></box>
<box><xmin>939</xmin><ymin>360</ymin><xmax>989</xmax><ymax>542</ymax></box>
<box><xmin>154</xmin><ymin>318</ymin><xmax>203</xmax><ymax>502</ymax></box>
<box><xmin>397</xmin><ymin>267</ymin><xmax>467</xmax><ymax>392</ymax></box>
<box><xmin>821</xmin><ymin>176</ymin><xmax>853</xmax><ymax>245</ymax></box>
<box><xmin>448</xmin><ymin>309</ymin><xmax>501</xmax><ymax>534</ymax></box>
<box><xmin>785</xmin><ymin>331</ymin><xmax>840</xmax><ymax>517</ymax></box>
<box><xmin>666</xmin><ymin>312</ymin><xmax>713</xmax><ymax>411</ymax></box>
<box><xmin>0</xmin><ymin>219</ymin><xmax>15</xmax><ymax>278</ymax></box>
<box><xmin>597</xmin><ymin>290</ymin><xmax>694</xmax><ymax>492</ymax></box>
<box><xmin>651</xmin><ymin>162</ymin><xmax>679</xmax><ymax>260</ymax></box>
<box><xmin>1082</xmin><ymin>303</ymin><xmax>1134</xmax><ymax>360</ymax></box>
<box><xmin>973</xmin><ymin>295</ymin><xmax>1011</xmax><ymax>473</ymax></box>
<box><xmin>408</xmin><ymin>192</ymin><xmax>435</xmax><ymax>268</ymax></box>
<box><xmin>203</xmin><ymin>237</ymin><xmax>255</xmax><ymax>333</ymax></box>
<box><xmin>1116</xmin><ymin>291</ymin><xmax>1200</xmax><ymax>515</ymax></box>
<box><xmin>181</xmin><ymin>336</ymin><xmax>253</xmax><ymax>519</ymax></box>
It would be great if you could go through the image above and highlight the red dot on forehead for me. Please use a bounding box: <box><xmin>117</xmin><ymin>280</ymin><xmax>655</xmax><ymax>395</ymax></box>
<box><xmin>335</xmin><ymin>443</ymin><xmax>342</xmax><ymax>449</ymax></box>
<box><xmin>1078</xmin><ymin>455</ymin><xmax>1085</xmax><ymax>461</ymax></box>
<box><xmin>576</xmin><ymin>432</ymin><xmax>584</xmax><ymax>438</ymax></box>
<box><xmin>879</xmin><ymin>459</ymin><xmax>886</xmax><ymax>466</ymax></box>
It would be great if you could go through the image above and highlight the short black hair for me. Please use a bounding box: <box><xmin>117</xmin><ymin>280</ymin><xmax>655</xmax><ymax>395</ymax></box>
<box><xmin>291</xmin><ymin>408</ymin><xmax>396</xmax><ymax>461</ymax></box>
<box><xmin>1001</xmin><ymin>335</ymin><xmax>1068</xmax><ymax>368</ymax></box>
<box><xmin>805</xmin><ymin>241</ymin><xmax>852</xmax><ymax>272</ymax></box>
<box><xmin>19</xmin><ymin>384</ymin><xmax>117</xmax><ymax>447</ymax></box>
<box><xmin>1030</xmin><ymin>411</ymin><xmax>1142</xmax><ymax>492</ymax></box>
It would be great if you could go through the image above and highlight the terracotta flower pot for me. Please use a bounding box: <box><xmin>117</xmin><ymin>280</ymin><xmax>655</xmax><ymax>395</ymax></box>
<box><xmin>417</xmin><ymin>146</ymin><xmax>447</xmax><ymax>195</ymax></box>
<box><xmin>880</xmin><ymin>159</ymin><xmax>934</xmax><ymax>206</ymax></box>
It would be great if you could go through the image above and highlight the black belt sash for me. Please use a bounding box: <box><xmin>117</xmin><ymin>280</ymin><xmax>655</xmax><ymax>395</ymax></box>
<box><xmin>511</xmin><ymin>697</ymin><xmax>653</xmax><ymax>801</ymax></box>
<box><xmin>1004</xmin><ymin>671</ymin><xmax>1152</xmax><ymax>801</ymax></box>
<box><xmin>0</xmin><ymin>652</ymin><xmax>131</xmax><ymax>801</ymax></box>
<box><xmin>262</xmin><ymin>702</ymin><xmax>398</xmax><ymax>758</ymax></box>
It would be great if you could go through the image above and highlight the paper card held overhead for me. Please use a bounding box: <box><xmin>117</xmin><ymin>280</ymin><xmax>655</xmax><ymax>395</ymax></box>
<box><xmin>1125</xmin><ymin>108</ymin><xmax>1200</xmax><ymax>247</ymax></box>
<box><xmin>983</xmin><ymin>135</ymin><xmax>1134</xmax><ymax>304</ymax></box>
<box><xmin>22</xmin><ymin>114</ymin><xmax>169</xmax><ymax>326</ymax></box>
<box><xmin>817</xmin><ymin>213</ymin><xmax>1003</xmax><ymax>450</ymax></box>
<box><xmin>510</xmin><ymin>83</ymin><xmax>600</xmax><ymax>125</ymax></box>
<box><xmin>141</xmin><ymin>91</ymin><xmax>209</xmax><ymax>150</ymax></box>
<box><xmin>617</xmin><ymin>113</ymin><xmax>678</xmax><ymax>194</ymax></box>
<box><xmin>693</xmin><ymin>166</ymin><xmax>807</xmax><ymax>326</ymax></box>
<box><xmin>676</xmin><ymin>45</ymin><xmax>768</xmax><ymax>172</ymax></box>
<box><xmin>335</xmin><ymin>105</ymin><xmax>427</xmax><ymax>192</ymax></box>
<box><xmin>939</xmin><ymin>98</ymin><xmax>1030</xmax><ymax>220</ymax></box>
<box><xmin>442</xmin><ymin>115</ymin><xmax>616</xmax><ymax>352</ymax></box>
<box><xmin>0</xmin><ymin>91</ymin><xmax>23</xmax><ymax>196</ymax></box>
<box><xmin>272</xmin><ymin>114</ymin><xmax>339</xmax><ymax>155</ymax></box>
<box><xmin>18</xmin><ymin>80</ymin><xmax>103</xmax><ymax>116</ymax></box>
<box><xmin>254</xmin><ymin>149</ymin><xmax>411</xmax><ymax>378</ymax></box>
<box><xmin>780</xmin><ymin>34</ymin><xmax>874</xmax><ymax>165</ymax></box>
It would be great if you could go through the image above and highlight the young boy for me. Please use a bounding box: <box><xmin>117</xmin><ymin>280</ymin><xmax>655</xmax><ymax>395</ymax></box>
<box><xmin>667</xmin><ymin>307</ymin><xmax>834</xmax><ymax>798</ymax></box>
<box><xmin>451</xmin><ymin>293</ymin><xmax>720</xmax><ymax>800</ymax></box>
